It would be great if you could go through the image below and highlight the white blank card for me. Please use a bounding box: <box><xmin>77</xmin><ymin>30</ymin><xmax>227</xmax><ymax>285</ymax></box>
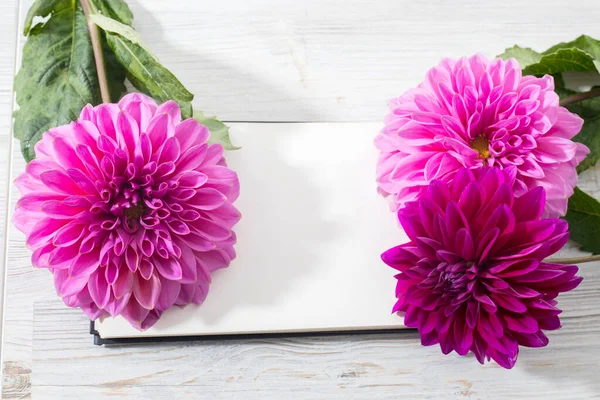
<box><xmin>95</xmin><ymin>122</ymin><xmax>407</xmax><ymax>340</ymax></box>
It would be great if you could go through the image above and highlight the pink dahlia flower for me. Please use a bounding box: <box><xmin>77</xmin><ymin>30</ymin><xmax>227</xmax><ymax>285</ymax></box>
<box><xmin>381</xmin><ymin>167</ymin><xmax>581</xmax><ymax>369</ymax></box>
<box><xmin>375</xmin><ymin>54</ymin><xmax>589</xmax><ymax>217</ymax></box>
<box><xmin>14</xmin><ymin>93</ymin><xmax>241</xmax><ymax>330</ymax></box>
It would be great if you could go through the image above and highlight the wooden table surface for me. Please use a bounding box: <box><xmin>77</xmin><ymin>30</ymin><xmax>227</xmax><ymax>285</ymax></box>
<box><xmin>1</xmin><ymin>1</ymin><xmax>599</xmax><ymax>398</ymax></box>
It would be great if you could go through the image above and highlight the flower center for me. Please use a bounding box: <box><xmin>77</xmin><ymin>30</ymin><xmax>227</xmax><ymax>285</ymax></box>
<box><xmin>124</xmin><ymin>203</ymin><xmax>144</xmax><ymax>220</ymax></box>
<box><xmin>470</xmin><ymin>135</ymin><xmax>490</xmax><ymax>159</ymax></box>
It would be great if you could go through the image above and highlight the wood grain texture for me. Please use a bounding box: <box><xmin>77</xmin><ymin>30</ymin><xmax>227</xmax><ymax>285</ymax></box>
<box><xmin>0</xmin><ymin>0</ymin><xmax>19</xmax><ymax>397</ymax></box>
<box><xmin>124</xmin><ymin>0</ymin><xmax>600</xmax><ymax>121</ymax></box>
<box><xmin>2</xmin><ymin>0</ymin><xmax>600</xmax><ymax>398</ymax></box>
<box><xmin>30</xmin><ymin>259</ymin><xmax>600</xmax><ymax>400</ymax></box>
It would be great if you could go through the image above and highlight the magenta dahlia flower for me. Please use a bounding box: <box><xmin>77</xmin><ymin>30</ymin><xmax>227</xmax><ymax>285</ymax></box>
<box><xmin>381</xmin><ymin>167</ymin><xmax>581</xmax><ymax>369</ymax></box>
<box><xmin>375</xmin><ymin>54</ymin><xmax>589</xmax><ymax>218</ymax></box>
<box><xmin>14</xmin><ymin>93</ymin><xmax>241</xmax><ymax>330</ymax></box>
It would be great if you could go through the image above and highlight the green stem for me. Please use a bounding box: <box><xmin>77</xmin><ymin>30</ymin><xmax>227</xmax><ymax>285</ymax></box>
<box><xmin>80</xmin><ymin>0</ymin><xmax>110</xmax><ymax>103</ymax></box>
<box><xmin>559</xmin><ymin>88</ymin><xmax>600</xmax><ymax>107</ymax></box>
<box><xmin>545</xmin><ymin>255</ymin><xmax>600</xmax><ymax>264</ymax></box>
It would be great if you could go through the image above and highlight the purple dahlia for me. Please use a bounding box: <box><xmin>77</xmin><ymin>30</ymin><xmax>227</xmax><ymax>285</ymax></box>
<box><xmin>375</xmin><ymin>54</ymin><xmax>589</xmax><ymax>217</ymax></box>
<box><xmin>381</xmin><ymin>167</ymin><xmax>581</xmax><ymax>369</ymax></box>
<box><xmin>14</xmin><ymin>93</ymin><xmax>241</xmax><ymax>330</ymax></box>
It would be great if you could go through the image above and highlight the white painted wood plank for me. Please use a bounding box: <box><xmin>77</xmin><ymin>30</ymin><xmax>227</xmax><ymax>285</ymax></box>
<box><xmin>15</xmin><ymin>0</ymin><xmax>600</xmax><ymax>122</ymax></box>
<box><xmin>0</xmin><ymin>0</ymin><xmax>20</xmax><ymax>397</ymax></box>
<box><xmin>31</xmin><ymin>275</ymin><xmax>600</xmax><ymax>399</ymax></box>
<box><xmin>124</xmin><ymin>0</ymin><xmax>600</xmax><ymax>121</ymax></box>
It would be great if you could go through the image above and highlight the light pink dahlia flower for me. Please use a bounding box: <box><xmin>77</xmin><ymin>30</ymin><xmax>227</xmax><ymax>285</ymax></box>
<box><xmin>375</xmin><ymin>54</ymin><xmax>589</xmax><ymax>217</ymax></box>
<box><xmin>382</xmin><ymin>167</ymin><xmax>581</xmax><ymax>369</ymax></box>
<box><xmin>14</xmin><ymin>93</ymin><xmax>241</xmax><ymax>330</ymax></box>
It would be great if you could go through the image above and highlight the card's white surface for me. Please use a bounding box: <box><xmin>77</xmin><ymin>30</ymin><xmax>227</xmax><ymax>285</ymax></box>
<box><xmin>96</xmin><ymin>122</ymin><xmax>407</xmax><ymax>339</ymax></box>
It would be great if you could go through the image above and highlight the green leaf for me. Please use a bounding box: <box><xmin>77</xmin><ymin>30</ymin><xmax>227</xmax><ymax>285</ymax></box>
<box><xmin>552</xmin><ymin>72</ymin><xmax>565</xmax><ymax>90</ymax></box>
<box><xmin>543</xmin><ymin>35</ymin><xmax>600</xmax><ymax>60</ymax></box>
<box><xmin>195</xmin><ymin>111</ymin><xmax>240</xmax><ymax>150</ymax></box>
<box><xmin>565</xmin><ymin>187</ymin><xmax>600</xmax><ymax>254</ymax></box>
<box><xmin>89</xmin><ymin>14</ymin><xmax>152</xmax><ymax>55</ymax></box>
<box><xmin>552</xmin><ymin>87</ymin><xmax>600</xmax><ymax>173</ymax></box>
<box><xmin>92</xmin><ymin>0</ymin><xmax>133</xmax><ymax>25</ymax></box>
<box><xmin>24</xmin><ymin>0</ymin><xmax>60</xmax><ymax>35</ymax></box>
<box><xmin>572</xmin><ymin>115</ymin><xmax>600</xmax><ymax>173</ymax></box>
<box><xmin>498</xmin><ymin>45</ymin><xmax>541</xmax><ymax>69</ymax></box>
<box><xmin>522</xmin><ymin>48</ymin><xmax>597</xmax><ymax>76</ymax></box>
<box><xmin>14</xmin><ymin>0</ymin><xmax>127</xmax><ymax>162</ymax></box>
<box><xmin>541</xmin><ymin>35</ymin><xmax>600</xmax><ymax>73</ymax></box>
<box><xmin>104</xmin><ymin>32</ymin><xmax>194</xmax><ymax>119</ymax></box>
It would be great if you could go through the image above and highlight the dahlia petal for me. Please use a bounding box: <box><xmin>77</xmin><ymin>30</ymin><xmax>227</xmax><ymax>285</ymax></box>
<box><xmin>404</xmin><ymin>304</ymin><xmax>420</xmax><ymax>327</ymax></box>
<box><xmin>454</xmin><ymin>321</ymin><xmax>473</xmax><ymax>356</ymax></box>
<box><xmin>70</xmin><ymin>252</ymin><xmax>100</xmax><ymax>278</ymax></box>
<box><xmin>75</xmin><ymin>145</ymin><xmax>103</xmax><ymax>181</ymax></box>
<box><xmin>175</xmin><ymin>284</ymin><xmax>196</xmax><ymax>305</ymax></box>
<box><xmin>66</xmin><ymin>168</ymin><xmax>98</xmax><ymax>195</ymax></box>
<box><xmin>158</xmin><ymin>136</ymin><xmax>181</xmax><ymax>165</ymax></box>
<box><xmin>549</xmin><ymin>107</ymin><xmax>583</xmax><ymax>139</ymax></box>
<box><xmin>488</xmin><ymin>346</ymin><xmax>518</xmax><ymax>370</ymax></box>
<box><xmin>439</xmin><ymin>328</ymin><xmax>455</xmax><ymax>355</ymax></box>
<box><xmin>54</xmin><ymin>269</ymin><xmax>88</xmax><ymax>297</ymax></box>
<box><xmin>31</xmin><ymin>243</ymin><xmax>55</xmax><ymax>268</ymax></box>
<box><xmin>519</xmin><ymin>268</ymin><xmax>565</xmax><ymax>283</ymax></box>
<box><xmin>165</xmin><ymin>218</ymin><xmax>190</xmax><ymax>236</ymax></box>
<box><xmin>40</xmin><ymin>170</ymin><xmax>85</xmax><ymax>195</ymax></box>
<box><xmin>445</xmin><ymin>201</ymin><xmax>470</xmax><ymax>236</ymax></box>
<box><xmin>193</xmin><ymin>218</ymin><xmax>232</xmax><ymax>241</ymax></box>
<box><xmin>475</xmin><ymin>227</ymin><xmax>499</xmax><ymax>263</ymax></box>
<box><xmin>455</xmin><ymin>228</ymin><xmax>475</xmax><ymax>260</ymax></box>
<box><xmin>537</xmin><ymin>315</ymin><xmax>562</xmax><ymax>330</ymax></box>
<box><xmin>105</xmin><ymin>292</ymin><xmax>131</xmax><ymax>316</ymax></box>
<box><xmin>177</xmin><ymin>244</ymin><xmax>199</xmax><ymax>284</ymax></box>
<box><xmin>88</xmin><ymin>270</ymin><xmax>111</xmax><ymax>310</ymax></box>
<box><xmin>48</xmin><ymin>245</ymin><xmax>80</xmax><ymax>267</ymax></box>
<box><xmin>116</xmin><ymin>111</ymin><xmax>140</xmax><ymax>156</ymax></box>
<box><xmin>419</xmin><ymin>311</ymin><xmax>438</xmax><ymax>334</ymax></box>
<box><xmin>95</xmin><ymin>104</ymin><xmax>120</xmax><ymax>140</ymax></box>
<box><xmin>177</xmin><ymin>171</ymin><xmax>208</xmax><ymax>188</ymax></box>
<box><xmin>154</xmin><ymin>257</ymin><xmax>183</xmax><ymax>280</ymax></box>
<box><xmin>112</xmin><ymin>268</ymin><xmax>133</xmax><ymax>299</ymax></box>
<box><xmin>198</xmin><ymin>249</ymin><xmax>232</xmax><ymax>273</ymax></box>
<box><xmin>133</xmin><ymin>273</ymin><xmax>162</xmax><ymax>310</ymax></box>
<box><xmin>513</xmin><ymin>330</ymin><xmax>549</xmax><ymax>348</ymax></box>
<box><xmin>176</xmin><ymin>144</ymin><xmax>208</xmax><ymax>172</ymax></box>
<box><xmin>81</xmin><ymin>302</ymin><xmax>107</xmax><ymax>321</ymax></box>
<box><xmin>157</xmin><ymin>277</ymin><xmax>181</xmax><ymax>310</ymax></box>
<box><xmin>489</xmin><ymin>258</ymin><xmax>539</xmax><ymax>277</ymax></box>
<box><xmin>139</xmin><ymin>309</ymin><xmax>162</xmax><ymax>330</ymax></box>
<box><xmin>518</xmin><ymin>156</ymin><xmax>545</xmax><ymax>179</ymax></box>
<box><xmin>420</xmin><ymin>330</ymin><xmax>440</xmax><ymax>347</ymax></box>
<box><xmin>457</xmin><ymin>182</ymin><xmax>482</xmax><ymax>220</ymax></box>
<box><xmin>505</xmin><ymin>314</ymin><xmax>539</xmax><ymax>334</ymax></box>
<box><xmin>147</xmin><ymin>113</ymin><xmax>173</xmax><ymax>150</ymax></box>
<box><xmin>490</xmin><ymin>293</ymin><xmax>527</xmax><ymax>313</ymax></box>
<box><xmin>473</xmin><ymin>287</ymin><xmax>496</xmax><ymax>312</ymax></box>
<box><xmin>175</xmin><ymin>119</ymin><xmax>210</xmax><ymax>151</ymax></box>
<box><xmin>152</xmin><ymin>99</ymin><xmax>180</xmax><ymax>121</ymax></box>
<box><xmin>17</xmin><ymin>193</ymin><xmax>65</xmax><ymax>212</ymax></box>
<box><xmin>53</xmin><ymin>222</ymin><xmax>86</xmax><ymax>247</ymax></box>
<box><xmin>53</xmin><ymin>136</ymin><xmax>87</xmax><ymax>171</ymax></box>
<box><xmin>138</xmin><ymin>258</ymin><xmax>154</xmax><ymax>280</ymax></box>
<box><xmin>105</xmin><ymin>262</ymin><xmax>119</xmax><ymax>285</ymax></box>
<box><xmin>466</xmin><ymin>301</ymin><xmax>480</xmax><ymax>329</ymax></box>
<box><xmin>121</xmin><ymin>298</ymin><xmax>150</xmax><ymax>327</ymax></box>
<box><xmin>513</xmin><ymin>186</ymin><xmax>545</xmax><ymax>221</ymax></box>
